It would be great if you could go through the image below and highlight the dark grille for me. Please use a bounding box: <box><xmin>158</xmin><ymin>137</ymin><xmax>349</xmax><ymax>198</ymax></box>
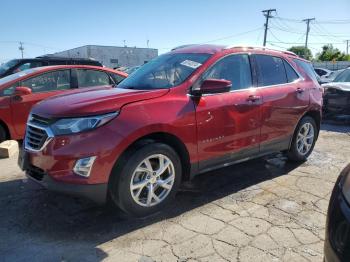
<box><xmin>27</xmin><ymin>165</ymin><xmax>46</xmax><ymax>181</ymax></box>
<box><xmin>25</xmin><ymin>114</ymin><xmax>52</xmax><ymax>151</ymax></box>
<box><xmin>26</xmin><ymin>125</ymin><xmax>48</xmax><ymax>150</ymax></box>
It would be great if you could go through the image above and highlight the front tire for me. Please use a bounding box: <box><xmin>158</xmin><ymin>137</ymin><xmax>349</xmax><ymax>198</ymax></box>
<box><xmin>287</xmin><ymin>116</ymin><xmax>318</xmax><ymax>161</ymax></box>
<box><xmin>109</xmin><ymin>143</ymin><xmax>182</xmax><ymax>217</ymax></box>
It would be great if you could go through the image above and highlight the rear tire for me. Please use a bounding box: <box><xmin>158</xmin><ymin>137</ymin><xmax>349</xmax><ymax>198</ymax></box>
<box><xmin>287</xmin><ymin>116</ymin><xmax>318</xmax><ymax>162</ymax></box>
<box><xmin>109</xmin><ymin>143</ymin><xmax>182</xmax><ymax>217</ymax></box>
<box><xmin>0</xmin><ymin>125</ymin><xmax>7</xmax><ymax>143</ymax></box>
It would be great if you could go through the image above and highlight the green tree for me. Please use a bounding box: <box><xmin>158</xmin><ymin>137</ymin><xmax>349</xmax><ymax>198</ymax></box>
<box><xmin>287</xmin><ymin>46</ymin><xmax>312</xmax><ymax>60</ymax></box>
<box><xmin>316</xmin><ymin>44</ymin><xmax>350</xmax><ymax>61</ymax></box>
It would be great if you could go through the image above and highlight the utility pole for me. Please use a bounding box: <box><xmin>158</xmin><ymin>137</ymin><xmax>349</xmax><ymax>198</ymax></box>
<box><xmin>262</xmin><ymin>9</ymin><xmax>276</xmax><ymax>46</ymax></box>
<box><xmin>346</xmin><ymin>40</ymin><xmax>349</xmax><ymax>55</ymax></box>
<box><xmin>302</xmin><ymin>18</ymin><xmax>315</xmax><ymax>50</ymax></box>
<box><xmin>123</xmin><ymin>40</ymin><xmax>126</xmax><ymax>47</ymax></box>
<box><xmin>18</xmin><ymin>42</ymin><xmax>24</xmax><ymax>58</ymax></box>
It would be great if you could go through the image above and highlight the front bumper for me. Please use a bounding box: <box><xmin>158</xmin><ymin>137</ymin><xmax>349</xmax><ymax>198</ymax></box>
<box><xmin>26</xmin><ymin>165</ymin><xmax>107</xmax><ymax>204</ymax></box>
<box><xmin>20</xmin><ymin>120</ymin><xmax>128</xmax><ymax>204</ymax></box>
<box><xmin>324</xmin><ymin>89</ymin><xmax>350</xmax><ymax>115</ymax></box>
<box><xmin>325</xmin><ymin>175</ymin><xmax>350</xmax><ymax>262</ymax></box>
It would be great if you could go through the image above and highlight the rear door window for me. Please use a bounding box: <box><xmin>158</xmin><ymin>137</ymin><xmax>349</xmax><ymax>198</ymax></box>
<box><xmin>255</xmin><ymin>55</ymin><xmax>287</xmax><ymax>86</ymax></box>
<box><xmin>20</xmin><ymin>70</ymin><xmax>71</xmax><ymax>93</ymax></box>
<box><xmin>77</xmin><ymin>69</ymin><xmax>112</xmax><ymax>88</ymax></box>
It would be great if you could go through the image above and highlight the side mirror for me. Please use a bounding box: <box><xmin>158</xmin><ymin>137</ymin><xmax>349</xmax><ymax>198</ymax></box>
<box><xmin>193</xmin><ymin>79</ymin><xmax>232</xmax><ymax>96</ymax></box>
<box><xmin>14</xmin><ymin>86</ymin><xmax>32</xmax><ymax>96</ymax></box>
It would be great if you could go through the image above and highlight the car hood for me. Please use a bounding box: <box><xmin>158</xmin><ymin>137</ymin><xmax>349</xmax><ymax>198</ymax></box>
<box><xmin>32</xmin><ymin>86</ymin><xmax>169</xmax><ymax>118</ymax></box>
<box><xmin>322</xmin><ymin>82</ymin><xmax>350</xmax><ymax>92</ymax></box>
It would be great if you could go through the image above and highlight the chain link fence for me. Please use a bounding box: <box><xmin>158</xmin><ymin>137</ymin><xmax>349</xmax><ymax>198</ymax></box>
<box><xmin>312</xmin><ymin>61</ymin><xmax>350</xmax><ymax>70</ymax></box>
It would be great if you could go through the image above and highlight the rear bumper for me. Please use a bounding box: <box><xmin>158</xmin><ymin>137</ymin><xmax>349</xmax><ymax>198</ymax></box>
<box><xmin>26</xmin><ymin>168</ymin><xmax>108</xmax><ymax>204</ymax></box>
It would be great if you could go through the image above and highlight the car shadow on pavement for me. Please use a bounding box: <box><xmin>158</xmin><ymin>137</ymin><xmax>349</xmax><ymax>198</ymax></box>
<box><xmin>0</xmin><ymin>153</ymin><xmax>302</xmax><ymax>261</ymax></box>
<box><xmin>321</xmin><ymin>119</ymin><xmax>350</xmax><ymax>134</ymax></box>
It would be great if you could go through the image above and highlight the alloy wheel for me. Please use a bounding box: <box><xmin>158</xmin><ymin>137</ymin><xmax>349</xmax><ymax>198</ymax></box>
<box><xmin>296</xmin><ymin>122</ymin><xmax>315</xmax><ymax>155</ymax></box>
<box><xmin>130</xmin><ymin>154</ymin><xmax>175</xmax><ymax>207</ymax></box>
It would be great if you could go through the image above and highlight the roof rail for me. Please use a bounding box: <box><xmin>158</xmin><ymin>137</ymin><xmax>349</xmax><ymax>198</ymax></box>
<box><xmin>36</xmin><ymin>55</ymin><xmax>97</xmax><ymax>60</ymax></box>
<box><xmin>171</xmin><ymin>44</ymin><xmax>197</xmax><ymax>51</ymax></box>
<box><xmin>224</xmin><ymin>45</ymin><xmax>298</xmax><ymax>57</ymax></box>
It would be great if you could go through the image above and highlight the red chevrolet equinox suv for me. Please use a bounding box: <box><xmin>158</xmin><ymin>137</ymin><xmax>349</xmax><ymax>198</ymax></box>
<box><xmin>19</xmin><ymin>45</ymin><xmax>323</xmax><ymax>217</ymax></box>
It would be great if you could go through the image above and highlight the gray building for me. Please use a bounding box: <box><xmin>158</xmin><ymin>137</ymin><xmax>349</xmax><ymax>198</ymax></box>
<box><xmin>52</xmin><ymin>45</ymin><xmax>158</xmax><ymax>68</ymax></box>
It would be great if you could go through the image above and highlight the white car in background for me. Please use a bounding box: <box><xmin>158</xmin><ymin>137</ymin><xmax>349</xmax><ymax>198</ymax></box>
<box><xmin>322</xmin><ymin>69</ymin><xmax>344</xmax><ymax>83</ymax></box>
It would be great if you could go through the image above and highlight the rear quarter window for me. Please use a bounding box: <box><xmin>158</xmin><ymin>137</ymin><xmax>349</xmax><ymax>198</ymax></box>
<box><xmin>293</xmin><ymin>59</ymin><xmax>318</xmax><ymax>82</ymax></box>
<box><xmin>283</xmin><ymin>60</ymin><xmax>299</xmax><ymax>82</ymax></box>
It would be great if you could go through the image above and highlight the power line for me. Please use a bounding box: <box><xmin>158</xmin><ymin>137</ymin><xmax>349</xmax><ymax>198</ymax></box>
<box><xmin>269</xmin><ymin>26</ymin><xmax>350</xmax><ymax>38</ymax></box>
<box><xmin>314</xmin><ymin>19</ymin><xmax>350</xmax><ymax>24</ymax></box>
<box><xmin>267</xmin><ymin>40</ymin><xmax>344</xmax><ymax>45</ymax></box>
<box><xmin>312</xmin><ymin>21</ymin><xmax>349</xmax><ymax>40</ymax></box>
<box><xmin>267</xmin><ymin>42</ymin><xmax>287</xmax><ymax>50</ymax></box>
<box><xmin>273</xmin><ymin>16</ymin><xmax>303</xmax><ymax>23</ymax></box>
<box><xmin>274</xmin><ymin>16</ymin><xmax>350</xmax><ymax>24</ymax></box>
<box><xmin>155</xmin><ymin>27</ymin><xmax>264</xmax><ymax>50</ymax></box>
<box><xmin>267</xmin><ymin>29</ymin><xmax>285</xmax><ymax>43</ymax></box>
<box><xmin>273</xmin><ymin>13</ymin><xmax>302</xmax><ymax>31</ymax></box>
<box><xmin>200</xmin><ymin>27</ymin><xmax>263</xmax><ymax>44</ymax></box>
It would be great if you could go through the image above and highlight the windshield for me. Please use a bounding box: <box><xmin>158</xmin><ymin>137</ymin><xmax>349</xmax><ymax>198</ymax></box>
<box><xmin>118</xmin><ymin>53</ymin><xmax>211</xmax><ymax>89</ymax></box>
<box><xmin>0</xmin><ymin>59</ymin><xmax>19</xmax><ymax>74</ymax></box>
<box><xmin>334</xmin><ymin>69</ymin><xmax>350</xmax><ymax>82</ymax></box>
<box><xmin>0</xmin><ymin>68</ymin><xmax>38</xmax><ymax>86</ymax></box>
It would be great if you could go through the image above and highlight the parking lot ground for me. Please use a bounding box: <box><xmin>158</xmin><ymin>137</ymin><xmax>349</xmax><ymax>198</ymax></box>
<box><xmin>0</xmin><ymin>123</ymin><xmax>350</xmax><ymax>262</ymax></box>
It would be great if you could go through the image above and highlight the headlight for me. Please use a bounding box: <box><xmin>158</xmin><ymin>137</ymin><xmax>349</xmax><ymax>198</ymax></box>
<box><xmin>50</xmin><ymin>112</ymin><xmax>118</xmax><ymax>135</ymax></box>
<box><xmin>341</xmin><ymin>164</ymin><xmax>350</xmax><ymax>203</ymax></box>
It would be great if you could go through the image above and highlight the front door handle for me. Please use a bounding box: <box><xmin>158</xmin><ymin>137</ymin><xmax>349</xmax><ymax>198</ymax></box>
<box><xmin>296</xmin><ymin>87</ymin><xmax>305</xmax><ymax>93</ymax></box>
<box><xmin>246</xmin><ymin>95</ymin><xmax>261</xmax><ymax>102</ymax></box>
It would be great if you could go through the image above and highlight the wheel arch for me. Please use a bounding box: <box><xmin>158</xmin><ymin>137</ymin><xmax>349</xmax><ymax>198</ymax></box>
<box><xmin>0</xmin><ymin>119</ymin><xmax>10</xmax><ymax>140</ymax></box>
<box><xmin>288</xmin><ymin>109</ymin><xmax>321</xmax><ymax>150</ymax></box>
<box><xmin>110</xmin><ymin>131</ymin><xmax>192</xmax><ymax>185</ymax></box>
<box><xmin>303</xmin><ymin>110</ymin><xmax>321</xmax><ymax>136</ymax></box>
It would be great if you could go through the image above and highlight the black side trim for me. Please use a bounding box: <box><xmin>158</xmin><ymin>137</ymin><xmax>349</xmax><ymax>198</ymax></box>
<box><xmin>198</xmin><ymin>146</ymin><xmax>259</xmax><ymax>172</ymax></box>
<box><xmin>260</xmin><ymin>135</ymin><xmax>292</xmax><ymax>153</ymax></box>
<box><xmin>190</xmin><ymin>136</ymin><xmax>291</xmax><ymax>180</ymax></box>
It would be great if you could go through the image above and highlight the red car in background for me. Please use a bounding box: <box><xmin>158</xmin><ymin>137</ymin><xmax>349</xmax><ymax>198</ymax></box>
<box><xmin>0</xmin><ymin>65</ymin><xmax>127</xmax><ymax>141</ymax></box>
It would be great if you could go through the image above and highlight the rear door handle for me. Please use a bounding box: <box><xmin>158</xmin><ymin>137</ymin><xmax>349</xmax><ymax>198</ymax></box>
<box><xmin>296</xmin><ymin>87</ymin><xmax>305</xmax><ymax>93</ymax></box>
<box><xmin>246</xmin><ymin>95</ymin><xmax>261</xmax><ymax>102</ymax></box>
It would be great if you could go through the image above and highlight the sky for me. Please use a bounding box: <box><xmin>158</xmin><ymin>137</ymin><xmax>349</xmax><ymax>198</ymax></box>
<box><xmin>0</xmin><ymin>0</ymin><xmax>349</xmax><ymax>63</ymax></box>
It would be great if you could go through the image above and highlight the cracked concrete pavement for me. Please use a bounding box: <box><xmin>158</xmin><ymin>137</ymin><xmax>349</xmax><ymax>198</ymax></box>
<box><xmin>0</xmin><ymin>123</ymin><xmax>350</xmax><ymax>262</ymax></box>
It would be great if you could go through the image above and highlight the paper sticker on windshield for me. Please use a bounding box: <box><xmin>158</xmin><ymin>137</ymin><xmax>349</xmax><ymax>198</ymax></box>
<box><xmin>180</xmin><ymin>60</ymin><xmax>202</xmax><ymax>69</ymax></box>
